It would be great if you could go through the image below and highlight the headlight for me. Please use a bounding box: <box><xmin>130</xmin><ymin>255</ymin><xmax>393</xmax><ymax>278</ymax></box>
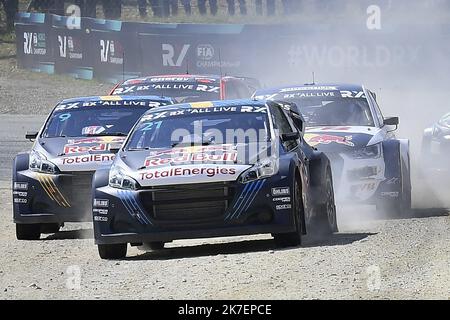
<box><xmin>239</xmin><ymin>157</ymin><xmax>278</xmax><ymax>184</ymax></box>
<box><xmin>29</xmin><ymin>151</ymin><xmax>59</xmax><ymax>174</ymax></box>
<box><xmin>350</xmin><ymin>143</ymin><xmax>382</xmax><ymax>159</ymax></box>
<box><xmin>109</xmin><ymin>167</ymin><xmax>139</xmax><ymax>190</ymax></box>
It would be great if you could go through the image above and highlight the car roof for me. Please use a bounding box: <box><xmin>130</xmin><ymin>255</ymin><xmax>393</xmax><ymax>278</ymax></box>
<box><xmin>59</xmin><ymin>95</ymin><xmax>174</xmax><ymax>104</ymax></box>
<box><xmin>121</xmin><ymin>74</ymin><xmax>222</xmax><ymax>85</ymax></box>
<box><xmin>119</xmin><ymin>74</ymin><xmax>259</xmax><ymax>86</ymax></box>
<box><xmin>145</xmin><ymin>99</ymin><xmax>266</xmax><ymax>114</ymax></box>
<box><xmin>255</xmin><ymin>83</ymin><xmax>365</xmax><ymax>96</ymax></box>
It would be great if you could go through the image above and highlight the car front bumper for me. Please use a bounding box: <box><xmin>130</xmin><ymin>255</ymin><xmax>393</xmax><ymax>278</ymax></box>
<box><xmin>93</xmin><ymin>176</ymin><xmax>298</xmax><ymax>244</ymax></box>
<box><xmin>13</xmin><ymin>170</ymin><xmax>94</xmax><ymax>224</ymax></box>
<box><xmin>327</xmin><ymin>153</ymin><xmax>386</xmax><ymax>204</ymax></box>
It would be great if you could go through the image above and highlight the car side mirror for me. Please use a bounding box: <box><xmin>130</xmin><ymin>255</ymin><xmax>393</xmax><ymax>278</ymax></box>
<box><xmin>281</xmin><ymin>132</ymin><xmax>300</xmax><ymax>142</ymax></box>
<box><xmin>109</xmin><ymin>145</ymin><xmax>121</xmax><ymax>154</ymax></box>
<box><xmin>384</xmin><ymin>117</ymin><xmax>399</xmax><ymax>126</ymax></box>
<box><xmin>25</xmin><ymin>131</ymin><xmax>38</xmax><ymax>141</ymax></box>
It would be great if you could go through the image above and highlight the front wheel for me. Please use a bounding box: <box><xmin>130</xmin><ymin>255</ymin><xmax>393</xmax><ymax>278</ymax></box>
<box><xmin>98</xmin><ymin>243</ymin><xmax>127</xmax><ymax>260</ymax></box>
<box><xmin>273</xmin><ymin>175</ymin><xmax>303</xmax><ymax>248</ymax></box>
<box><xmin>308</xmin><ymin>166</ymin><xmax>338</xmax><ymax>235</ymax></box>
<box><xmin>16</xmin><ymin>224</ymin><xmax>41</xmax><ymax>240</ymax></box>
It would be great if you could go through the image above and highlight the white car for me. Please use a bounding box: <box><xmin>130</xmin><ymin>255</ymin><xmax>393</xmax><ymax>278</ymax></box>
<box><xmin>254</xmin><ymin>83</ymin><xmax>411</xmax><ymax>217</ymax></box>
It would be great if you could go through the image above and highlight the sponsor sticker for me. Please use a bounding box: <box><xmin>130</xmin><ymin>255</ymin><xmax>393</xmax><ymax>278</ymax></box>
<box><xmin>380</xmin><ymin>192</ymin><xmax>399</xmax><ymax>198</ymax></box>
<box><xmin>190</xmin><ymin>101</ymin><xmax>214</xmax><ymax>109</ymax></box>
<box><xmin>280</xmin><ymin>86</ymin><xmax>338</xmax><ymax>92</ymax></box>
<box><xmin>276</xmin><ymin>204</ymin><xmax>292</xmax><ymax>210</ymax></box>
<box><xmin>94</xmin><ymin>216</ymin><xmax>108</xmax><ymax>222</ymax></box>
<box><xmin>61</xmin><ymin>154</ymin><xmax>115</xmax><ymax>165</ymax></box>
<box><xmin>386</xmin><ymin>177</ymin><xmax>400</xmax><ymax>185</ymax></box>
<box><xmin>13</xmin><ymin>182</ymin><xmax>28</xmax><ymax>190</ymax></box>
<box><xmin>93</xmin><ymin>208</ymin><xmax>108</xmax><ymax>215</ymax></box>
<box><xmin>304</xmin><ymin>134</ymin><xmax>355</xmax><ymax>147</ymax></box>
<box><xmin>271</xmin><ymin>187</ymin><xmax>290</xmax><ymax>196</ymax></box>
<box><xmin>144</xmin><ymin>151</ymin><xmax>237</xmax><ymax>167</ymax></box>
<box><xmin>14</xmin><ymin>198</ymin><xmax>27</xmax><ymax>204</ymax></box>
<box><xmin>64</xmin><ymin>143</ymin><xmax>108</xmax><ymax>155</ymax></box>
<box><xmin>140</xmin><ymin>166</ymin><xmax>237</xmax><ymax>180</ymax></box>
<box><xmin>93</xmin><ymin>199</ymin><xmax>109</xmax><ymax>208</ymax></box>
<box><xmin>55</xmin><ymin>100</ymin><xmax>159</xmax><ymax>111</ymax></box>
<box><xmin>13</xmin><ymin>191</ymin><xmax>27</xmax><ymax>197</ymax></box>
<box><xmin>273</xmin><ymin>196</ymin><xmax>291</xmax><ymax>203</ymax></box>
<box><xmin>141</xmin><ymin>105</ymin><xmax>266</xmax><ymax>121</ymax></box>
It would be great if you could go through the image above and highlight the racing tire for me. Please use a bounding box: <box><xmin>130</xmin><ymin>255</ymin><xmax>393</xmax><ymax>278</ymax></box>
<box><xmin>40</xmin><ymin>223</ymin><xmax>61</xmax><ymax>234</ymax></box>
<box><xmin>273</xmin><ymin>175</ymin><xmax>303</xmax><ymax>248</ymax></box>
<box><xmin>98</xmin><ymin>243</ymin><xmax>127</xmax><ymax>260</ymax></box>
<box><xmin>147</xmin><ymin>242</ymin><xmax>165</xmax><ymax>250</ymax></box>
<box><xmin>16</xmin><ymin>224</ymin><xmax>41</xmax><ymax>240</ymax></box>
<box><xmin>308</xmin><ymin>166</ymin><xmax>338</xmax><ymax>235</ymax></box>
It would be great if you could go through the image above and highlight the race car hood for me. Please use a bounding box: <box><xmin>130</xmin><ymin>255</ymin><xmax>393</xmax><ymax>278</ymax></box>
<box><xmin>35</xmin><ymin>136</ymin><xmax>126</xmax><ymax>172</ymax></box>
<box><xmin>304</xmin><ymin>126</ymin><xmax>383</xmax><ymax>152</ymax></box>
<box><xmin>118</xmin><ymin>143</ymin><xmax>273</xmax><ymax>187</ymax></box>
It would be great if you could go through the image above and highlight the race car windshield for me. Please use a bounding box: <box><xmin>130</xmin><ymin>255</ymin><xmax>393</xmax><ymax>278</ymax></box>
<box><xmin>114</xmin><ymin>82</ymin><xmax>220</xmax><ymax>103</ymax></box>
<box><xmin>41</xmin><ymin>106</ymin><xmax>150</xmax><ymax>138</ymax></box>
<box><xmin>274</xmin><ymin>96</ymin><xmax>374</xmax><ymax>127</ymax></box>
<box><xmin>126</xmin><ymin>113</ymin><xmax>270</xmax><ymax>150</ymax></box>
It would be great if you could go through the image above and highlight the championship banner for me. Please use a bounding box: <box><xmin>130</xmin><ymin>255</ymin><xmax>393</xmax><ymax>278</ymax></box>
<box><xmin>15</xmin><ymin>12</ymin><xmax>54</xmax><ymax>74</ymax></box>
<box><xmin>85</xmin><ymin>18</ymin><xmax>141</xmax><ymax>83</ymax></box>
<box><xmin>51</xmin><ymin>14</ymin><xmax>92</xmax><ymax>80</ymax></box>
<box><xmin>14</xmin><ymin>13</ymin><xmax>450</xmax><ymax>88</ymax></box>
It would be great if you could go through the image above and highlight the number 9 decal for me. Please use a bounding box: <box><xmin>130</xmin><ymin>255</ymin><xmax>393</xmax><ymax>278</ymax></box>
<box><xmin>59</xmin><ymin>113</ymin><xmax>71</xmax><ymax>122</ymax></box>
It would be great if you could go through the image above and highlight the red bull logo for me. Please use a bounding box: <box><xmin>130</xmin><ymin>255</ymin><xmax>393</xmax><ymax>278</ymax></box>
<box><xmin>304</xmin><ymin>133</ymin><xmax>355</xmax><ymax>147</ymax></box>
<box><xmin>63</xmin><ymin>137</ymin><xmax>126</xmax><ymax>155</ymax></box>
<box><xmin>64</xmin><ymin>143</ymin><xmax>108</xmax><ymax>155</ymax></box>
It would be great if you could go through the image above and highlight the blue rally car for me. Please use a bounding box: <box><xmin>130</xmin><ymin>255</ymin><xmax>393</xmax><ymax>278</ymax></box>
<box><xmin>92</xmin><ymin>100</ymin><xmax>337</xmax><ymax>259</ymax></box>
<box><xmin>12</xmin><ymin>95</ymin><xmax>174</xmax><ymax>240</ymax></box>
<box><xmin>253</xmin><ymin>84</ymin><xmax>411</xmax><ymax>217</ymax></box>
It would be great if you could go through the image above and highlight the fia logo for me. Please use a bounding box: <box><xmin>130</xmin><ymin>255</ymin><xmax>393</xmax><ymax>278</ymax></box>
<box><xmin>197</xmin><ymin>44</ymin><xmax>214</xmax><ymax>61</ymax></box>
<box><xmin>58</xmin><ymin>35</ymin><xmax>67</xmax><ymax>58</ymax></box>
<box><xmin>23</xmin><ymin>32</ymin><xmax>34</xmax><ymax>54</ymax></box>
<box><xmin>162</xmin><ymin>44</ymin><xmax>190</xmax><ymax>67</ymax></box>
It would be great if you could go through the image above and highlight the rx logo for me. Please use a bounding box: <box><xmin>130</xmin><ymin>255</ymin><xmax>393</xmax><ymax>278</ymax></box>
<box><xmin>23</xmin><ymin>32</ymin><xmax>34</xmax><ymax>54</ymax></box>
<box><xmin>162</xmin><ymin>44</ymin><xmax>190</xmax><ymax>67</ymax></box>
<box><xmin>100</xmin><ymin>40</ymin><xmax>116</xmax><ymax>63</ymax></box>
<box><xmin>58</xmin><ymin>35</ymin><xmax>67</xmax><ymax>58</ymax></box>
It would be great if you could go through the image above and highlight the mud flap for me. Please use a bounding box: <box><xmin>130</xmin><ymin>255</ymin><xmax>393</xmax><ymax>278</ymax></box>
<box><xmin>12</xmin><ymin>153</ymin><xmax>30</xmax><ymax>221</ymax></box>
<box><xmin>378</xmin><ymin>140</ymin><xmax>402</xmax><ymax>201</ymax></box>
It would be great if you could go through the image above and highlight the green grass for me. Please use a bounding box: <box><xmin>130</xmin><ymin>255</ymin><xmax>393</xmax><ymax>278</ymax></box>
<box><xmin>0</xmin><ymin>32</ymin><xmax>15</xmax><ymax>59</ymax></box>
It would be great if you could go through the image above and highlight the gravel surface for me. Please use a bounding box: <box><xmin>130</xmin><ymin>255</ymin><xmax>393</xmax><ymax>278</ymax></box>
<box><xmin>0</xmin><ymin>186</ymin><xmax>449</xmax><ymax>300</ymax></box>
<box><xmin>1</xmin><ymin>57</ymin><xmax>449</xmax><ymax>300</ymax></box>
<box><xmin>0</xmin><ymin>57</ymin><xmax>107</xmax><ymax>115</ymax></box>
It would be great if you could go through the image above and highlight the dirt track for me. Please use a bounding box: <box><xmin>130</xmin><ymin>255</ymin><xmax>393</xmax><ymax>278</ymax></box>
<box><xmin>0</xmin><ymin>56</ymin><xmax>449</xmax><ymax>300</ymax></box>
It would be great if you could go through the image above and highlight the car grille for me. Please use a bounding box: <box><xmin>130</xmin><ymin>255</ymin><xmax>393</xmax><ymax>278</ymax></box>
<box><xmin>139</xmin><ymin>182</ymin><xmax>235</xmax><ymax>223</ymax></box>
